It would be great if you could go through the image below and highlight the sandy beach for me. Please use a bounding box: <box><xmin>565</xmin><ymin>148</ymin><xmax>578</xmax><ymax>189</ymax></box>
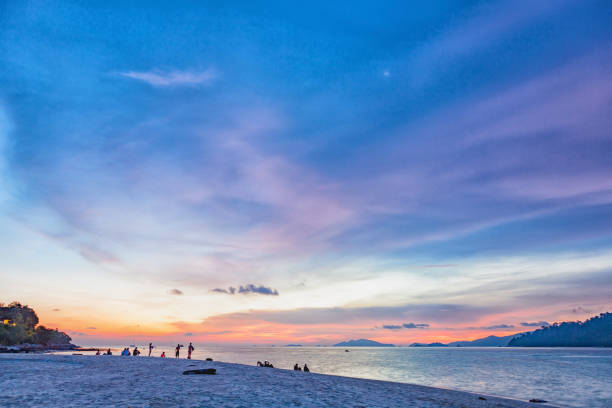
<box><xmin>0</xmin><ymin>354</ymin><xmax>559</xmax><ymax>407</ymax></box>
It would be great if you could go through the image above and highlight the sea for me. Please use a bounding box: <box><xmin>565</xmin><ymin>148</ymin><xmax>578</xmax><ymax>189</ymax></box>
<box><xmin>67</xmin><ymin>346</ymin><xmax>612</xmax><ymax>407</ymax></box>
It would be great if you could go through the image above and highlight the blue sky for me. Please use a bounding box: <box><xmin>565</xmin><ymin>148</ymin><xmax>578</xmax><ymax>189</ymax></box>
<box><xmin>1</xmin><ymin>0</ymin><xmax>611</xmax><ymax>344</ymax></box>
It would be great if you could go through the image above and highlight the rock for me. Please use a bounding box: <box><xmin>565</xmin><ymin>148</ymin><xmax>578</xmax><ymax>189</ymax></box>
<box><xmin>183</xmin><ymin>369</ymin><xmax>216</xmax><ymax>375</ymax></box>
<box><xmin>478</xmin><ymin>396</ymin><xmax>486</xmax><ymax>400</ymax></box>
<box><xmin>529</xmin><ymin>399</ymin><xmax>547</xmax><ymax>403</ymax></box>
<box><xmin>205</xmin><ymin>358</ymin><xmax>213</xmax><ymax>361</ymax></box>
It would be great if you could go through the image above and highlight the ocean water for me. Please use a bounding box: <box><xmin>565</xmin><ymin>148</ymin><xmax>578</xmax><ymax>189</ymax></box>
<box><xmin>71</xmin><ymin>346</ymin><xmax>612</xmax><ymax>407</ymax></box>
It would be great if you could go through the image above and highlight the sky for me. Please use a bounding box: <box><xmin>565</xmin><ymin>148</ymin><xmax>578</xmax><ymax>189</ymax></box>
<box><xmin>1</xmin><ymin>0</ymin><xmax>611</xmax><ymax>346</ymax></box>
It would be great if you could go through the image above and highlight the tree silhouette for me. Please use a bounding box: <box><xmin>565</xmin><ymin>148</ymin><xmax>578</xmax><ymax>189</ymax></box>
<box><xmin>509</xmin><ymin>313</ymin><xmax>612</xmax><ymax>347</ymax></box>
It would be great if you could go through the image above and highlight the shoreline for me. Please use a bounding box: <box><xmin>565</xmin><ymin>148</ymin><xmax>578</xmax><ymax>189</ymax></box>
<box><xmin>0</xmin><ymin>354</ymin><xmax>561</xmax><ymax>407</ymax></box>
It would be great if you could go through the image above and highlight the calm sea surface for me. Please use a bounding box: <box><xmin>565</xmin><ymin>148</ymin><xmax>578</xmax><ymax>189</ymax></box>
<box><xmin>69</xmin><ymin>346</ymin><xmax>612</xmax><ymax>407</ymax></box>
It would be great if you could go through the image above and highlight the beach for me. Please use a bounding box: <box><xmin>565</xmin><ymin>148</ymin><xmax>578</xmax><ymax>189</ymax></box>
<box><xmin>0</xmin><ymin>354</ymin><xmax>559</xmax><ymax>408</ymax></box>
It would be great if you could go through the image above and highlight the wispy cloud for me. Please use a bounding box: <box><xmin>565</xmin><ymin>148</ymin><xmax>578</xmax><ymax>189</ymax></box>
<box><xmin>204</xmin><ymin>303</ymin><xmax>500</xmax><ymax>326</ymax></box>
<box><xmin>119</xmin><ymin>68</ymin><xmax>216</xmax><ymax>87</ymax></box>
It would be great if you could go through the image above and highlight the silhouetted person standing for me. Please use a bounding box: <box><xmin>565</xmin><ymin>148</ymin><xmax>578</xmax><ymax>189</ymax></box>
<box><xmin>175</xmin><ymin>344</ymin><xmax>181</xmax><ymax>358</ymax></box>
<box><xmin>148</xmin><ymin>343</ymin><xmax>154</xmax><ymax>357</ymax></box>
<box><xmin>187</xmin><ymin>342</ymin><xmax>195</xmax><ymax>359</ymax></box>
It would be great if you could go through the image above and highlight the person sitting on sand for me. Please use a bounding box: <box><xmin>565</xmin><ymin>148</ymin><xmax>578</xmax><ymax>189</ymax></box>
<box><xmin>160</xmin><ymin>352</ymin><xmax>166</xmax><ymax>358</ymax></box>
<box><xmin>133</xmin><ymin>347</ymin><xmax>140</xmax><ymax>356</ymax></box>
<box><xmin>148</xmin><ymin>343</ymin><xmax>154</xmax><ymax>357</ymax></box>
<box><xmin>294</xmin><ymin>363</ymin><xmax>300</xmax><ymax>371</ymax></box>
<box><xmin>95</xmin><ymin>349</ymin><xmax>100</xmax><ymax>355</ymax></box>
<box><xmin>175</xmin><ymin>344</ymin><xmax>181</xmax><ymax>358</ymax></box>
<box><xmin>105</xmin><ymin>348</ymin><xmax>112</xmax><ymax>355</ymax></box>
<box><xmin>187</xmin><ymin>342</ymin><xmax>194</xmax><ymax>359</ymax></box>
<box><xmin>303</xmin><ymin>364</ymin><xmax>310</xmax><ymax>372</ymax></box>
<box><xmin>257</xmin><ymin>361</ymin><xmax>263</xmax><ymax>367</ymax></box>
<box><xmin>121</xmin><ymin>348</ymin><xmax>130</xmax><ymax>356</ymax></box>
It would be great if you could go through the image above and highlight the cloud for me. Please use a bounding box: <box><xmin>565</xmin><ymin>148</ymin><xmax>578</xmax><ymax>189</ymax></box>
<box><xmin>169</xmin><ymin>289</ymin><xmax>184</xmax><ymax>296</ymax></box>
<box><xmin>403</xmin><ymin>322</ymin><xmax>430</xmax><ymax>329</ymax></box>
<box><xmin>382</xmin><ymin>322</ymin><xmax>429</xmax><ymax>330</ymax></box>
<box><xmin>238</xmin><ymin>284</ymin><xmax>279</xmax><ymax>296</ymax></box>
<box><xmin>87</xmin><ymin>326</ymin><xmax>97</xmax><ymax>330</ymax></box>
<box><xmin>184</xmin><ymin>332</ymin><xmax>193</xmax><ymax>336</ymax></box>
<box><xmin>211</xmin><ymin>284</ymin><xmax>279</xmax><ymax>296</ymax></box>
<box><xmin>119</xmin><ymin>68</ymin><xmax>216</xmax><ymax>87</ymax></box>
<box><xmin>520</xmin><ymin>321</ymin><xmax>549</xmax><ymax>327</ymax></box>
<box><xmin>77</xmin><ymin>244</ymin><xmax>120</xmax><ymax>265</ymax></box>
<box><xmin>211</xmin><ymin>287</ymin><xmax>236</xmax><ymax>295</ymax></box>
<box><xmin>484</xmin><ymin>324</ymin><xmax>514</xmax><ymax>329</ymax></box>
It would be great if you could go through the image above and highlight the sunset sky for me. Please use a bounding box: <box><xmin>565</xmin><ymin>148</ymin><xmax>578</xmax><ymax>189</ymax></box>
<box><xmin>1</xmin><ymin>0</ymin><xmax>611</xmax><ymax>346</ymax></box>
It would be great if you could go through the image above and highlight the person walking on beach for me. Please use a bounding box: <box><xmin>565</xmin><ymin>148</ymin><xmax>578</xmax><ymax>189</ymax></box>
<box><xmin>148</xmin><ymin>342</ymin><xmax>154</xmax><ymax>357</ymax></box>
<box><xmin>187</xmin><ymin>342</ymin><xmax>195</xmax><ymax>359</ymax></box>
<box><xmin>175</xmin><ymin>344</ymin><xmax>181</xmax><ymax>358</ymax></box>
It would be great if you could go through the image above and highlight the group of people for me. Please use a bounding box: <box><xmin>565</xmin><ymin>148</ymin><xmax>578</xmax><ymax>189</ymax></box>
<box><xmin>92</xmin><ymin>342</ymin><xmax>195</xmax><ymax>359</ymax></box>
<box><xmin>256</xmin><ymin>361</ymin><xmax>310</xmax><ymax>372</ymax></box>
<box><xmin>174</xmin><ymin>342</ymin><xmax>195</xmax><ymax>359</ymax></box>
<box><xmin>293</xmin><ymin>363</ymin><xmax>310</xmax><ymax>372</ymax></box>
<box><xmin>119</xmin><ymin>347</ymin><xmax>140</xmax><ymax>356</ymax></box>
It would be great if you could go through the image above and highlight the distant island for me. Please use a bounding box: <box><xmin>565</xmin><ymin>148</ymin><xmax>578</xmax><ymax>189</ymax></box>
<box><xmin>448</xmin><ymin>334</ymin><xmax>523</xmax><ymax>347</ymax></box>
<box><xmin>409</xmin><ymin>342</ymin><xmax>447</xmax><ymax>347</ymax></box>
<box><xmin>410</xmin><ymin>335</ymin><xmax>522</xmax><ymax>347</ymax></box>
<box><xmin>285</xmin><ymin>344</ymin><xmax>302</xmax><ymax>347</ymax></box>
<box><xmin>509</xmin><ymin>313</ymin><xmax>611</xmax><ymax>347</ymax></box>
<box><xmin>334</xmin><ymin>339</ymin><xmax>395</xmax><ymax>347</ymax></box>
<box><xmin>1</xmin><ymin>302</ymin><xmax>75</xmax><ymax>351</ymax></box>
